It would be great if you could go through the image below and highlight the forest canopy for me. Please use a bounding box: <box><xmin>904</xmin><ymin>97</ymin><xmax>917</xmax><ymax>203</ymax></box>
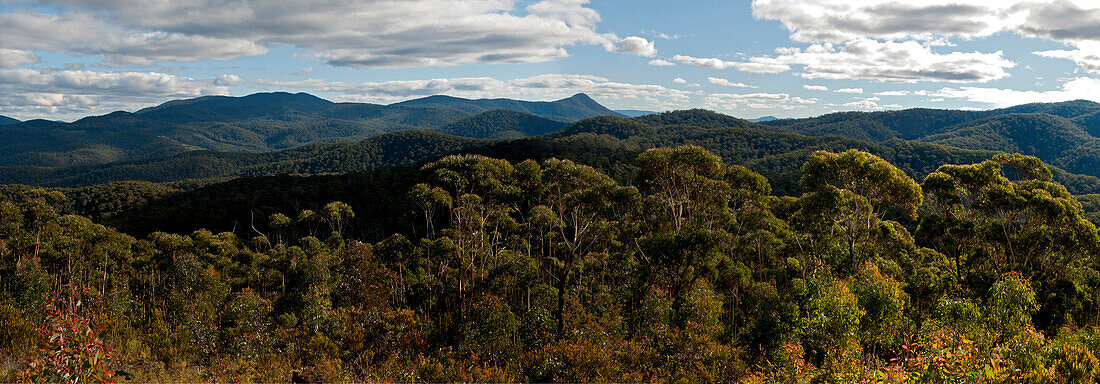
<box><xmin>3</xmin><ymin>146</ymin><xmax>1100</xmax><ymax>382</ymax></box>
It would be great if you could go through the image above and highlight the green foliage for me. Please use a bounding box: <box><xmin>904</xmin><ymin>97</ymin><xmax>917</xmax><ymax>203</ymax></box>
<box><xmin>6</xmin><ymin>146</ymin><xmax>1100</xmax><ymax>382</ymax></box>
<box><xmin>433</xmin><ymin>109</ymin><xmax>569</xmax><ymax>139</ymax></box>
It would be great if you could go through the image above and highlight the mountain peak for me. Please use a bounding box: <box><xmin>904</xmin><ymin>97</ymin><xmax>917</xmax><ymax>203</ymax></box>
<box><xmin>0</xmin><ymin>115</ymin><xmax>20</xmax><ymax>126</ymax></box>
<box><xmin>135</xmin><ymin>92</ymin><xmax>331</xmax><ymax>115</ymax></box>
<box><xmin>393</xmin><ymin>93</ymin><xmax>623</xmax><ymax>122</ymax></box>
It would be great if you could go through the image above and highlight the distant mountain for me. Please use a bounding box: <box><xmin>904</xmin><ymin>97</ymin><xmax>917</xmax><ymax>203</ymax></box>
<box><xmin>749</xmin><ymin>116</ymin><xmax>778</xmax><ymax>122</ymax></box>
<box><xmin>394</xmin><ymin>93</ymin><xmax>625</xmax><ymax>122</ymax></box>
<box><xmin>615</xmin><ymin>110</ymin><xmax>658</xmax><ymax>117</ymax></box>
<box><xmin>764</xmin><ymin>100</ymin><xmax>1100</xmax><ymax>141</ymax></box>
<box><xmin>10</xmin><ymin>99</ymin><xmax>1100</xmax><ymax>199</ymax></box>
<box><xmin>0</xmin><ymin>92</ymin><xmax>622</xmax><ymax>168</ymax></box>
<box><xmin>761</xmin><ymin>100</ymin><xmax>1100</xmax><ymax>178</ymax></box>
<box><xmin>432</xmin><ymin>109</ymin><xmax>568</xmax><ymax>139</ymax></box>
<box><xmin>0</xmin><ymin>115</ymin><xmax>19</xmax><ymax>126</ymax></box>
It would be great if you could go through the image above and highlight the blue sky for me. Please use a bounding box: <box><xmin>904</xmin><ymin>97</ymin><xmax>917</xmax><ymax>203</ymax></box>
<box><xmin>3</xmin><ymin>0</ymin><xmax>1100</xmax><ymax>121</ymax></box>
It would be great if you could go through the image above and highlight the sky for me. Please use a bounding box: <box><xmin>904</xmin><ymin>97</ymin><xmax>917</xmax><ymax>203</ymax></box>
<box><xmin>3</xmin><ymin>0</ymin><xmax>1100</xmax><ymax>121</ymax></box>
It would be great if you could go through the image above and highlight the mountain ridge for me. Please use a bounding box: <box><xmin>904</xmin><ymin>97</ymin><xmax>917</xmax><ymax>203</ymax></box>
<box><xmin>0</xmin><ymin>92</ymin><xmax>624</xmax><ymax>168</ymax></box>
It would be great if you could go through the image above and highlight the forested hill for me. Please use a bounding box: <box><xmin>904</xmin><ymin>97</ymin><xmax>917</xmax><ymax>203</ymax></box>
<box><xmin>763</xmin><ymin>99</ymin><xmax>1100</xmax><ymax>141</ymax></box>
<box><xmin>431</xmin><ymin>109</ymin><xmax>568</xmax><ymax>139</ymax></box>
<box><xmin>392</xmin><ymin>93</ymin><xmax>626</xmax><ymax>122</ymax></box>
<box><xmin>760</xmin><ymin>100</ymin><xmax>1100</xmax><ymax>178</ymax></box>
<box><xmin>0</xmin><ymin>92</ymin><xmax>620</xmax><ymax>168</ymax></box>
<box><xmin>0</xmin><ymin>115</ymin><xmax>18</xmax><ymax>125</ymax></box>
<box><xmin>0</xmin><ymin>130</ymin><xmax>487</xmax><ymax>187</ymax></box>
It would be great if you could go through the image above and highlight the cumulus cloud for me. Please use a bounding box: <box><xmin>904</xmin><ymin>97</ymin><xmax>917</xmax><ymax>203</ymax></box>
<box><xmin>1035</xmin><ymin>41</ymin><xmax>1100</xmax><ymax>74</ymax></box>
<box><xmin>841</xmin><ymin>97</ymin><xmax>901</xmax><ymax>110</ymax></box>
<box><xmin>672</xmin><ymin>54</ymin><xmax>791</xmax><ymax>73</ymax></box>
<box><xmin>0</xmin><ymin>68</ymin><xmax>230</xmax><ymax>118</ymax></box>
<box><xmin>677</xmin><ymin>41</ymin><xmax>1011</xmax><ymax>82</ymax></box>
<box><xmin>803</xmin><ymin>85</ymin><xmax>828</xmax><ymax>91</ymax></box>
<box><xmin>0</xmin><ymin>49</ymin><xmax>38</xmax><ymax>68</ymax></box>
<box><xmin>257</xmin><ymin>73</ymin><xmax>693</xmax><ymax>108</ymax></box>
<box><xmin>835</xmin><ymin>88</ymin><xmax>864</xmax><ymax>94</ymax></box>
<box><xmin>672</xmin><ymin>55</ymin><xmax>737</xmax><ymax>69</ymax></box>
<box><xmin>214</xmin><ymin>74</ymin><xmax>245</xmax><ymax>86</ymax></box>
<box><xmin>707</xmin><ymin>77</ymin><xmax>757</xmax><ymax>88</ymax></box>
<box><xmin>614</xmin><ymin>36</ymin><xmax>657</xmax><ymax>57</ymax></box>
<box><xmin>673</xmin><ymin>77</ymin><xmax>688</xmax><ymax>84</ymax></box>
<box><xmin>746</xmin><ymin>39</ymin><xmax>1014</xmax><ymax>83</ymax></box>
<box><xmin>703</xmin><ymin>92</ymin><xmax>815</xmax><ymax>111</ymax></box>
<box><xmin>648</xmin><ymin>59</ymin><xmax>675</xmax><ymax>66</ymax></box>
<box><xmin>0</xmin><ymin>0</ymin><xmax>645</xmax><ymax>67</ymax></box>
<box><xmin>0</xmin><ymin>11</ymin><xmax>267</xmax><ymax>64</ymax></box>
<box><xmin>933</xmin><ymin>76</ymin><xmax>1100</xmax><ymax>107</ymax></box>
<box><xmin>750</xmin><ymin>0</ymin><xmax>1100</xmax><ymax>74</ymax></box>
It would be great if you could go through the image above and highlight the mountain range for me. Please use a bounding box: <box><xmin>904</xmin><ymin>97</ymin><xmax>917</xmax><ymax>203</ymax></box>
<box><xmin>5</xmin><ymin>93</ymin><xmax>1100</xmax><ymax>199</ymax></box>
<box><xmin>0</xmin><ymin>92</ymin><xmax>619</xmax><ymax>168</ymax></box>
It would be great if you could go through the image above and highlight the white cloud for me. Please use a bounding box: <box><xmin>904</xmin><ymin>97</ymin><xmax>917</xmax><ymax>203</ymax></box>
<box><xmin>933</xmin><ymin>76</ymin><xmax>1100</xmax><ymax>107</ymax></box>
<box><xmin>648</xmin><ymin>59</ymin><xmax>675</xmax><ymax>67</ymax></box>
<box><xmin>840</xmin><ymin>97</ymin><xmax>901</xmax><ymax>110</ymax></box>
<box><xmin>750</xmin><ymin>0</ymin><xmax>1100</xmax><ymax>74</ymax></box>
<box><xmin>751</xmin><ymin>0</ymin><xmax>1013</xmax><ymax>43</ymax></box>
<box><xmin>214</xmin><ymin>74</ymin><xmax>245</xmax><ymax>86</ymax></box>
<box><xmin>0</xmin><ymin>68</ymin><xmax>230</xmax><ymax>118</ymax></box>
<box><xmin>0</xmin><ymin>11</ymin><xmax>267</xmax><ymax>64</ymax></box>
<box><xmin>875</xmin><ymin>90</ymin><xmax>910</xmax><ymax>96</ymax></box>
<box><xmin>673</xmin><ymin>54</ymin><xmax>738</xmax><ymax>70</ymax></box>
<box><xmin>673</xmin><ymin>77</ymin><xmax>687</xmax><ymax>84</ymax></box>
<box><xmin>614</xmin><ymin>36</ymin><xmax>657</xmax><ymax>57</ymax></box>
<box><xmin>672</xmin><ymin>54</ymin><xmax>791</xmax><ymax>73</ymax></box>
<box><xmin>835</xmin><ymin>88</ymin><xmax>864</xmax><ymax>94</ymax></box>
<box><xmin>703</xmin><ymin>92</ymin><xmax>815</xmax><ymax>111</ymax></box>
<box><xmin>669</xmin><ymin>39</ymin><xmax>1010</xmax><ymax>83</ymax></box>
<box><xmin>1035</xmin><ymin>41</ymin><xmax>1100</xmax><ymax>74</ymax></box>
<box><xmin>707</xmin><ymin>77</ymin><xmax>757</xmax><ymax>88</ymax></box>
<box><xmin>747</xmin><ymin>39</ymin><xmax>1013</xmax><ymax>83</ymax></box>
<box><xmin>0</xmin><ymin>0</ymin><xmax>642</xmax><ymax>67</ymax></box>
<box><xmin>803</xmin><ymin>85</ymin><xmax>828</xmax><ymax>91</ymax></box>
<box><xmin>0</xmin><ymin>49</ymin><xmax>38</xmax><ymax>68</ymax></box>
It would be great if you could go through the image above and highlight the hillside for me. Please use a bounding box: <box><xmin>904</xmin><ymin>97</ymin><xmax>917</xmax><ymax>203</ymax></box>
<box><xmin>0</xmin><ymin>115</ymin><xmax>19</xmax><ymax>125</ymax></box>
<box><xmin>0</xmin><ymin>131</ymin><xmax>486</xmax><ymax>187</ymax></box>
<box><xmin>431</xmin><ymin>109</ymin><xmax>568</xmax><ymax>139</ymax></box>
<box><xmin>764</xmin><ymin>100</ymin><xmax>1100</xmax><ymax>142</ymax></box>
<box><xmin>12</xmin><ymin>107</ymin><xmax>1100</xmax><ymax>197</ymax></box>
<box><xmin>393</xmin><ymin>93</ymin><xmax>625</xmax><ymax>122</ymax></box>
<box><xmin>0</xmin><ymin>92</ymin><xmax>621</xmax><ymax>168</ymax></box>
<box><xmin>760</xmin><ymin>100</ymin><xmax>1100</xmax><ymax>179</ymax></box>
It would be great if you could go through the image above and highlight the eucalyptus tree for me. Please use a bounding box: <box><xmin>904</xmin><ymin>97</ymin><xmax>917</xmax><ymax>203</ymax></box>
<box><xmin>517</xmin><ymin>158</ymin><xmax>638</xmax><ymax>338</ymax></box>
<box><xmin>419</xmin><ymin>155</ymin><xmax>520</xmax><ymax>321</ymax></box>
<box><xmin>919</xmin><ymin>153</ymin><xmax>1100</xmax><ymax>329</ymax></box>
<box><xmin>797</xmin><ymin>150</ymin><xmax>923</xmax><ymax>274</ymax></box>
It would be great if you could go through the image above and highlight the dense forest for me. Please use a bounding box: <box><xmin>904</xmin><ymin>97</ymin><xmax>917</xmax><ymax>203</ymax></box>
<box><xmin>6</xmin><ymin>145</ymin><xmax>1100</xmax><ymax>382</ymax></box>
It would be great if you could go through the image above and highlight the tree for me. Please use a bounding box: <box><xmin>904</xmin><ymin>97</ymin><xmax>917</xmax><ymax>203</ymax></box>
<box><xmin>797</xmin><ymin>150</ymin><xmax>922</xmax><ymax>274</ymax></box>
<box><xmin>520</xmin><ymin>158</ymin><xmax>636</xmax><ymax>338</ymax></box>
